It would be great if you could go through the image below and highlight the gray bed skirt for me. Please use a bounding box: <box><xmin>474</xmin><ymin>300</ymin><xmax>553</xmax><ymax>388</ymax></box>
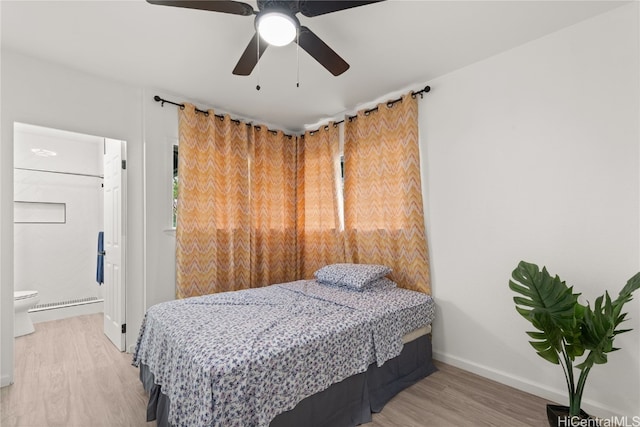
<box><xmin>139</xmin><ymin>334</ymin><xmax>436</xmax><ymax>427</ymax></box>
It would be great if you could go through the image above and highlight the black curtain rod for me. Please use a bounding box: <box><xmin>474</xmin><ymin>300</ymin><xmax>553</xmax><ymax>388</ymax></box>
<box><xmin>154</xmin><ymin>85</ymin><xmax>430</xmax><ymax>139</ymax></box>
<box><xmin>154</xmin><ymin>96</ymin><xmax>211</xmax><ymax>116</ymax></box>
<box><xmin>305</xmin><ymin>86</ymin><xmax>431</xmax><ymax>135</ymax></box>
<box><xmin>153</xmin><ymin>95</ymin><xmax>294</xmax><ymax>139</ymax></box>
<box><xmin>353</xmin><ymin>85</ymin><xmax>430</xmax><ymax>120</ymax></box>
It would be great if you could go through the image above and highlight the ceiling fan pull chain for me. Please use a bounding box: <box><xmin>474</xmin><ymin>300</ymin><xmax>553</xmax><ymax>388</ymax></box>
<box><xmin>296</xmin><ymin>29</ymin><xmax>300</xmax><ymax>88</ymax></box>
<box><xmin>256</xmin><ymin>35</ymin><xmax>261</xmax><ymax>91</ymax></box>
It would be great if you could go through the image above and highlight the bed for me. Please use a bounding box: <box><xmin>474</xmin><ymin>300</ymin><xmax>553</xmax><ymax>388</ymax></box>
<box><xmin>133</xmin><ymin>267</ymin><xmax>436</xmax><ymax>427</ymax></box>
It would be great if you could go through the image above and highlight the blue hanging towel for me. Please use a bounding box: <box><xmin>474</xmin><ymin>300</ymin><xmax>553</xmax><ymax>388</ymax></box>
<box><xmin>96</xmin><ymin>231</ymin><xmax>104</xmax><ymax>285</ymax></box>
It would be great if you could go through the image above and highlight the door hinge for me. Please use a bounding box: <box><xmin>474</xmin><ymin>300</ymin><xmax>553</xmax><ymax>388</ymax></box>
<box><xmin>121</xmin><ymin>160</ymin><xmax>127</xmax><ymax>170</ymax></box>
<box><xmin>121</xmin><ymin>324</ymin><xmax>126</xmax><ymax>334</ymax></box>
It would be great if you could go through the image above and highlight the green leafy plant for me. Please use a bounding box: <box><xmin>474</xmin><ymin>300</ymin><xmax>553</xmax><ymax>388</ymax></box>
<box><xmin>509</xmin><ymin>261</ymin><xmax>640</xmax><ymax>417</ymax></box>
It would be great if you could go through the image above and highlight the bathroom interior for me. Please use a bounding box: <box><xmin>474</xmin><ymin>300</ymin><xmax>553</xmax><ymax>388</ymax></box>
<box><xmin>13</xmin><ymin>122</ymin><xmax>105</xmax><ymax>337</ymax></box>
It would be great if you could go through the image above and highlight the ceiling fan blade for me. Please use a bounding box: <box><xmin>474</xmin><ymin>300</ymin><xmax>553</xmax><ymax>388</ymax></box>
<box><xmin>233</xmin><ymin>33</ymin><xmax>269</xmax><ymax>76</ymax></box>
<box><xmin>296</xmin><ymin>26</ymin><xmax>349</xmax><ymax>76</ymax></box>
<box><xmin>146</xmin><ymin>0</ymin><xmax>255</xmax><ymax>16</ymax></box>
<box><xmin>298</xmin><ymin>0</ymin><xmax>385</xmax><ymax>17</ymax></box>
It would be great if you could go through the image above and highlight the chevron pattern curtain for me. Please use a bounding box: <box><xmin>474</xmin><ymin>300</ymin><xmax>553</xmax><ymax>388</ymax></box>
<box><xmin>176</xmin><ymin>105</ymin><xmax>252</xmax><ymax>298</ymax></box>
<box><xmin>176</xmin><ymin>106</ymin><xmax>299</xmax><ymax>298</ymax></box>
<box><xmin>296</xmin><ymin>124</ymin><xmax>345</xmax><ymax>279</ymax></box>
<box><xmin>344</xmin><ymin>93</ymin><xmax>431</xmax><ymax>293</ymax></box>
<box><xmin>249</xmin><ymin>126</ymin><xmax>298</xmax><ymax>287</ymax></box>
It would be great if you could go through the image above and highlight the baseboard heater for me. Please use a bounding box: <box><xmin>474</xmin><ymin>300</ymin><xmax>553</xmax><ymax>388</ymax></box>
<box><xmin>29</xmin><ymin>296</ymin><xmax>104</xmax><ymax>312</ymax></box>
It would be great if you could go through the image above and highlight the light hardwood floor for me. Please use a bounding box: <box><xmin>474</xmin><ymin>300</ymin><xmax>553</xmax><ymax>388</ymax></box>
<box><xmin>1</xmin><ymin>314</ymin><xmax>552</xmax><ymax>427</ymax></box>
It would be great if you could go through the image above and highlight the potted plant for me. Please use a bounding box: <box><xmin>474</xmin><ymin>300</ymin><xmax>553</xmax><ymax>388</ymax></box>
<box><xmin>509</xmin><ymin>261</ymin><xmax>640</xmax><ymax>426</ymax></box>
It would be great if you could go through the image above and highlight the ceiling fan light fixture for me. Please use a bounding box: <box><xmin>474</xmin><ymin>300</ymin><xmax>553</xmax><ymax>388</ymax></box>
<box><xmin>257</xmin><ymin>12</ymin><xmax>297</xmax><ymax>47</ymax></box>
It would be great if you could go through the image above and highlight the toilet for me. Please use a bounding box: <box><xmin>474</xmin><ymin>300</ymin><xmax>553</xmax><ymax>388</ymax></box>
<box><xmin>14</xmin><ymin>290</ymin><xmax>40</xmax><ymax>337</ymax></box>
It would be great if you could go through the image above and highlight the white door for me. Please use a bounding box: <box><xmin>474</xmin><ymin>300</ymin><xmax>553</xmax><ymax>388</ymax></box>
<box><xmin>103</xmin><ymin>138</ymin><xmax>126</xmax><ymax>351</ymax></box>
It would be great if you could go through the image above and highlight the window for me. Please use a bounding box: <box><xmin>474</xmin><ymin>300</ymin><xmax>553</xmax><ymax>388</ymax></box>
<box><xmin>173</xmin><ymin>144</ymin><xmax>178</xmax><ymax>228</ymax></box>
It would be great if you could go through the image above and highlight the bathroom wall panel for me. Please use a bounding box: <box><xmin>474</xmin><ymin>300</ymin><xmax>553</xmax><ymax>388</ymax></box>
<box><xmin>13</xmin><ymin>125</ymin><xmax>104</xmax><ymax>309</ymax></box>
<box><xmin>14</xmin><ymin>123</ymin><xmax>103</xmax><ymax>176</ymax></box>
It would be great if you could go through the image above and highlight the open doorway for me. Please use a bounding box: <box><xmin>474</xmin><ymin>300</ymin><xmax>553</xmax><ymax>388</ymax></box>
<box><xmin>13</xmin><ymin>123</ymin><xmax>126</xmax><ymax>351</ymax></box>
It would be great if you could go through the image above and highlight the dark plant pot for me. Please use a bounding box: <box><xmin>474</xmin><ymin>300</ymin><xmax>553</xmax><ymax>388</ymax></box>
<box><xmin>546</xmin><ymin>404</ymin><xmax>595</xmax><ymax>427</ymax></box>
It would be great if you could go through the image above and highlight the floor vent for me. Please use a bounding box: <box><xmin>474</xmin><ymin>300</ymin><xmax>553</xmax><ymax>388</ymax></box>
<box><xmin>30</xmin><ymin>296</ymin><xmax>104</xmax><ymax>312</ymax></box>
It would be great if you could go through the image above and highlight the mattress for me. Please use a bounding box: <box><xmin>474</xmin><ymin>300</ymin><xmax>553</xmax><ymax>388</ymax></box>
<box><xmin>133</xmin><ymin>279</ymin><xmax>435</xmax><ymax>427</ymax></box>
<box><xmin>402</xmin><ymin>324</ymin><xmax>431</xmax><ymax>344</ymax></box>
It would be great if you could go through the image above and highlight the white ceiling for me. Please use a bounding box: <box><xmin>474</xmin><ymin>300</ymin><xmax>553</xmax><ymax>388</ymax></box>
<box><xmin>1</xmin><ymin>0</ymin><xmax>628</xmax><ymax>132</ymax></box>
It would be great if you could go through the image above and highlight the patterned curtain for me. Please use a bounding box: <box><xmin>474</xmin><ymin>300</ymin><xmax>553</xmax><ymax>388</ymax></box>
<box><xmin>176</xmin><ymin>105</ymin><xmax>251</xmax><ymax>298</ymax></box>
<box><xmin>296</xmin><ymin>124</ymin><xmax>345</xmax><ymax>279</ymax></box>
<box><xmin>249</xmin><ymin>127</ymin><xmax>298</xmax><ymax>286</ymax></box>
<box><xmin>343</xmin><ymin>93</ymin><xmax>431</xmax><ymax>293</ymax></box>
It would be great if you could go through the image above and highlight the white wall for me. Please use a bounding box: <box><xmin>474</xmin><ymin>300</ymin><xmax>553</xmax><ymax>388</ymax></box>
<box><xmin>142</xmin><ymin>89</ymin><xmax>181</xmax><ymax>308</ymax></box>
<box><xmin>422</xmin><ymin>3</ymin><xmax>639</xmax><ymax>418</ymax></box>
<box><xmin>14</xmin><ymin>123</ymin><xmax>104</xmax><ymax>316</ymax></box>
<box><xmin>1</xmin><ymin>49</ymin><xmax>145</xmax><ymax>384</ymax></box>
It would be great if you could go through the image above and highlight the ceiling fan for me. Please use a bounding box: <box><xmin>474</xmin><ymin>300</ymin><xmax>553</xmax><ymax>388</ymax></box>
<box><xmin>147</xmin><ymin>0</ymin><xmax>385</xmax><ymax>76</ymax></box>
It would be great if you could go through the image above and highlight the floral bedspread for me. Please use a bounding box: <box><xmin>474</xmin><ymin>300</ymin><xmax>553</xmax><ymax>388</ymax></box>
<box><xmin>132</xmin><ymin>280</ymin><xmax>435</xmax><ymax>427</ymax></box>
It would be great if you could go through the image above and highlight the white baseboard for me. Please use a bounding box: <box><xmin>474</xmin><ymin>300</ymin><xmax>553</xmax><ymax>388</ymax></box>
<box><xmin>432</xmin><ymin>350</ymin><xmax>628</xmax><ymax>420</ymax></box>
<box><xmin>31</xmin><ymin>301</ymin><xmax>103</xmax><ymax>324</ymax></box>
